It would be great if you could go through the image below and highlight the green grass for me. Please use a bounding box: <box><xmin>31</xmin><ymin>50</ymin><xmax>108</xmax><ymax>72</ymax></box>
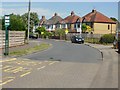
<box><xmin>10</xmin><ymin>43</ymin><xmax>51</xmax><ymax>56</ymax></box>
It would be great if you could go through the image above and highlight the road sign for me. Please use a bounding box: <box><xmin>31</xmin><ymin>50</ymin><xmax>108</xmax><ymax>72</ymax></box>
<box><xmin>4</xmin><ymin>15</ymin><xmax>10</xmax><ymax>56</ymax></box>
<box><xmin>5</xmin><ymin>15</ymin><xmax>10</xmax><ymax>26</ymax></box>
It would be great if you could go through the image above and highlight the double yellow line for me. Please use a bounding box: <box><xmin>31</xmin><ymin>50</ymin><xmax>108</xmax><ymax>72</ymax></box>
<box><xmin>0</xmin><ymin>77</ymin><xmax>15</xmax><ymax>86</ymax></box>
<box><xmin>0</xmin><ymin>58</ymin><xmax>17</xmax><ymax>63</ymax></box>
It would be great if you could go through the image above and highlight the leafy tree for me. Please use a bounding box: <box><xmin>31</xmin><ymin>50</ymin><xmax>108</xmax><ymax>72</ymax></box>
<box><xmin>55</xmin><ymin>29</ymin><xmax>65</xmax><ymax>39</ymax></box>
<box><xmin>0</xmin><ymin>19</ymin><xmax>2</xmax><ymax>30</ymax></box>
<box><xmin>36</xmin><ymin>26</ymin><xmax>46</xmax><ymax>38</ymax></box>
<box><xmin>82</xmin><ymin>24</ymin><xmax>87</xmax><ymax>33</ymax></box>
<box><xmin>110</xmin><ymin>17</ymin><xmax>118</xmax><ymax>21</ymax></box>
<box><xmin>36</xmin><ymin>27</ymin><xmax>46</xmax><ymax>34</ymax></box>
<box><xmin>2</xmin><ymin>14</ymin><xmax>26</xmax><ymax>31</ymax></box>
<box><xmin>22</xmin><ymin>12</ymin><xmax>39</xmax><ymax>32</ymax></box>
<box><xmin>86</xmin><ymin>25</ymin><xmax>92</xmax><ymax>33</ymax></box>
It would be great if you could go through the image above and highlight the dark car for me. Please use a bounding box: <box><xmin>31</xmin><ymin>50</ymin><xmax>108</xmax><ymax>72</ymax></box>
<box><xmin>71</xmin><ymin>35</ymin><xmax>84</xmax><ymax>44</ymax></box>
<box><xmin>29</xmin><ymin>34</ymin><xmax>38</xmax><ymax>39</ymax></box>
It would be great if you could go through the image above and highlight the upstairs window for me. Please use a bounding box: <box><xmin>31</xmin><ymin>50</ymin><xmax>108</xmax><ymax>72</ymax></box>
<box><xmin>78</xmin><ymin>24</ymin><xmax>80</xmax><ymax>28</ymax></box>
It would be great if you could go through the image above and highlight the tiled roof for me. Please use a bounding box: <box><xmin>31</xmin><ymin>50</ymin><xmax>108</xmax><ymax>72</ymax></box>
<box><xmin>39</xmin><ymin>16</ymin><xmax>47</xmax><ymax>25</ymax></box>
<box><xmin>83</xmin><ymin>9</ymin><xmax>116</xmax><ymax>23</ymax></box>
<box><xmin>46</xmin><ymin>13</ymin><xmax>63</xmax><ymax>25</ymax></box>
<box><xmin>60</xmin><ymin>11</ymin><xmax>82</xmax><ymax>24</ymax></box>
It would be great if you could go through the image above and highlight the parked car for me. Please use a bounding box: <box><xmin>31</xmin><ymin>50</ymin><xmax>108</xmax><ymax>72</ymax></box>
<box><xmin>29</xmin><ymin>34</ymin><xmax>38</xmax><ymax>39</ymax></box>
<box><xmin>71</xmin><ymin>35</ymin><xmax>84</xmax><ymax>44</ymax></box>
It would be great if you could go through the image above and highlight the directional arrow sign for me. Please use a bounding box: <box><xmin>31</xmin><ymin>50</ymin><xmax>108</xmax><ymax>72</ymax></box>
<box><xmin>5</xmin><ymin>15</ymin><xmax>10</xmax><ymax>26</ymax></box>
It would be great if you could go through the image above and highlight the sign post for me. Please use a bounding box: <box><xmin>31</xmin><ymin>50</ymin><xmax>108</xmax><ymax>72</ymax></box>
<box><xmin>4</xmin><ymin>15</ymin><xmax>10</xmax><ymax>56</ymax></box>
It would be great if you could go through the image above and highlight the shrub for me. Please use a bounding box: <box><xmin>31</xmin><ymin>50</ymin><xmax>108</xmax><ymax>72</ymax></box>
<box><xmin>99</xmin><ymin>34</ymin><xmax>115</xmax><ymax>44</ymax></box>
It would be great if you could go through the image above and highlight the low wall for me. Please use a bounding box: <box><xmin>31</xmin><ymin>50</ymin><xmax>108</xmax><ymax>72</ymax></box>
<box><xmin>0</xmin><ymin>30</ymin><xmax>25</xmax><ymax>48</ymax></box>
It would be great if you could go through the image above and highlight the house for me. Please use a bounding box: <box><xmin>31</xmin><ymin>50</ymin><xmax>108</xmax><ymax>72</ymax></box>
<box><xmin>82</xmin><ymin>9</ymin><xmax>116</xmax><ymax>34</ymax></box>
<box><xmin>58</xmin><ymin>11</ymin><xmax>82</xmax><ymax>33</ymax></box>
<box><xmin>39</xmin><ymin>13</ymin><xmax>63</xmax><ymax>31</ymax></box>
<box><xmin>39</xmin><ymin>16</ymin><xmax>47</xmax><ymax>27</ymax></box>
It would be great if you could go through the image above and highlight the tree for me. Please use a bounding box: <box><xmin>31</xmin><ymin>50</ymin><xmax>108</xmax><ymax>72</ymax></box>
<box><xmin>0</xmin><ymin>19</ymin><xmax>2</xmax><ymax>30</ymax></box>
<box><xmin>55</xmin><ymin>29</ymin><xmax>65</xmax><ymax>39</ymax></box>
<box><xmin>36</xmin><ymin>26</ymin><xmax>46</xmax><ymax>38</ymax></box>
<box><xmin>110</xmin><ymin>17</ymin><xmax>118</xmax><ymax>21</ymax></box>
<box><xmin>86</xmin><ymin>25</ymin><xmax>92</xmax><ymax>33</ymax></box>
<box><xmin>2</xmin><ymin>14</ymin><xmax>26</xmax><ymax>31</ymax></box>
<box><xmin>82</xmin><ymin>24</ymin><xmax>87</xmax><ymax>33</ymax></box>
<box><xmin>22</xmin><ymin>12</ymin><xmax>39</xmax><ymax>32</ymax></box>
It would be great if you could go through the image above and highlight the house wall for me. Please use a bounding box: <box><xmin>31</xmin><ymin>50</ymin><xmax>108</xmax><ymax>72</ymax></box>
<box><xmin>46</xmin><ymin>24</ymin><xmax>56</xmax><ymax>31</ymax></box>
<box><xmin>93</xmin><ymin>23</ymin><xmax>116</xmax><ymax>34</ymax></box>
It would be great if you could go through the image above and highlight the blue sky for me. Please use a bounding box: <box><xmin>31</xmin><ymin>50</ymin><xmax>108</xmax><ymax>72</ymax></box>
<box><xmin>1</xmin><ymin>2</ymin><xmax>118</xmax><ymax>20</ymax></box>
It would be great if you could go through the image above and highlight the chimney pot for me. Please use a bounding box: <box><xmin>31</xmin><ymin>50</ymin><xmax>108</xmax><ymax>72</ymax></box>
<box><xmin>54</xmin><ymin>13</ymin><xmax>58</xmax><ymax>16</ymax></box>
<box><xmin>92</xmin><ymin>9</ymin><xmax>96</xmax><ymax>13</ymax></box>
<box><xmin>71</xmin><ymin>11</ymin><xmax>75</xmax><ymax>16</ymax></box>
<box><xmin>42</xmin><ymin>16</ymin><xmax>45</xmax><ymax>19</ymax></box>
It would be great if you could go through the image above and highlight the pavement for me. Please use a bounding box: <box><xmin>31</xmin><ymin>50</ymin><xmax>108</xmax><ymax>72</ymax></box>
<box><xmin>1</xmin><ymin>40</ymin><xmax>43</xmax><ymax>59</ymax></box>
<box><xmin>85</xmin><ymin>43</ymin><xmax>118</xmax><ymax>88</ymax></box>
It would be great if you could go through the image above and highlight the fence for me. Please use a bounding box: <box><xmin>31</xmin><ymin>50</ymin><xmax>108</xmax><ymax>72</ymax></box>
<box><xmin>0</xmin><ymin>30</ymin><xmax>25</xmax><ymax>49</ymax></box>
<box><xmin>66</xmin><ymin>33</ymin><xmax>103</xmax><ymax>40</ymax></box>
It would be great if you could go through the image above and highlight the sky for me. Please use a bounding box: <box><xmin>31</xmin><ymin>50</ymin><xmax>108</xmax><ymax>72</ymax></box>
<box><xmin>1</xmin><ymin>2</ymin><xmax>119</xmax><ymax>20</ymax></box>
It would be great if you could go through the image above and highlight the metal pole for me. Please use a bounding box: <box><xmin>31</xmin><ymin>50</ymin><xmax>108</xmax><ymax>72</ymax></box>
<box><xmin>27</xmin><ymin>0</ymin><xmax>31</xmax><ymax>43</ymax></box>
<box><xmin>4</xmin><ymin>26</ymin><xmax>9</xmax><ymax>55</ymax></box>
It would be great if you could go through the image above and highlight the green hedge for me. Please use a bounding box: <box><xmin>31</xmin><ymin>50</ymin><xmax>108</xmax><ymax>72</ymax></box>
<box><xmin>99</xmin><ymin>34</ymin><xmax>115</xmax><ymax>44</ymax></box>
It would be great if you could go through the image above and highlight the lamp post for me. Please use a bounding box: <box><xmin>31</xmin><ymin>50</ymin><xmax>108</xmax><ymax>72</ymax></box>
<box><xmin>27</xmin><ymin>0</ymin><xmax>31</xmax><ymax>43</ymax></box>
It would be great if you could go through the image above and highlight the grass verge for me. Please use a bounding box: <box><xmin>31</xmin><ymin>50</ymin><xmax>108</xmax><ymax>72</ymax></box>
<box><xmin>9</xmin><ymin>43</ymin><xmax>51</xmax><ymax>56</ymax></box>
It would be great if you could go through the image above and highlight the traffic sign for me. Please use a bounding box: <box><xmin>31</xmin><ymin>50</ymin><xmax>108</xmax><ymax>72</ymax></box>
<box><xmin>5</xmin><ymin>15</ymin><xmax>10</xmax><ymax>26</ymax></box>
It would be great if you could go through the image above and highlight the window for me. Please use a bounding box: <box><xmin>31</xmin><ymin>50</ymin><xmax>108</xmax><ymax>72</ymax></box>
<box><xmin>47</xmin><ymin>25</ymin><xmax>49</xmax><ymax>29</ymax></box>
<box><xmin>67</xmin><ymin>24</ymin><xmax>71</xmax><ymax>29</ymax></box>
<box><xmin>62</xmin><ymin>24</ymin><xmax>65</xmax><ymax>28</ymax></box>
<box><xmin>51</xmin><ymin>25</ymin><xmax>53</xmax><ymax>29</ymax></box>
<box><xmin>91</xmin><ymin>23</ymin><xmax>93</xmax><ymax>28</ymax></box>
<box><xmin>78</xmin><ymin>24</ymin><xmax>80</xmax><ymax>28</ymax></box>
<box><xmin>108</xmin><ymin>25</ymin><xmax>110</xmax><ymax>30</ymax></box>
<box><xmin>74</xmin><ymin>24</ymin><xmax>76</xmax><ymax>28</ymax></box>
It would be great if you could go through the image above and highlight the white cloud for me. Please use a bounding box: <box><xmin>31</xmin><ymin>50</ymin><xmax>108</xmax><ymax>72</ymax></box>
<box><xmin>1</xmin><ymin>7</ymin><xmax>57</xmax><ymax>19</ymax></box>
<box><xmin>1</xmin><ymin>7</ymin><xmax>68</xmax><ymax>19</ymax></box>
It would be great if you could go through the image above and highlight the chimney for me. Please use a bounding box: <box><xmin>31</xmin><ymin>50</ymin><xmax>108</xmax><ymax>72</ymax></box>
<box><xmin>71</xmin><ymin>11</ymin><xmax>75</xmax><ymax>16</ymax></box>
<box><xmin>42</xmin><ymin>16</ymin><xmax>45</xmax><ymax>19</ymax></box>
<box><xmin>92</xmin><ymin>9</ymin><xmax>96</xmax><ymax>13</ymax></box>
<box><xmin>54</xmin><ymin>13</ymin><xmax>58</xmax><ymax>16</ymax></box>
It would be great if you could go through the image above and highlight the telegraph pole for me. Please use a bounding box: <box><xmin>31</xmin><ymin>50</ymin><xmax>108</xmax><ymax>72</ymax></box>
<box><xmin>27</xmin><ymin>0</ymin><xmax>31</xmax><ymax>43</ymax></box>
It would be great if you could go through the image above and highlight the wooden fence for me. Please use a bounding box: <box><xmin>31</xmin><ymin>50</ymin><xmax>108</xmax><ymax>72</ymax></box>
<box><xmin>66</xmin><ymin>33</ymin><xmax>103</xmax><ymax>40</ymax></box>
<box><xmin>0</xmin><ymin>30</ymin><xmax>25</xmax><ymax>49</ymax></box>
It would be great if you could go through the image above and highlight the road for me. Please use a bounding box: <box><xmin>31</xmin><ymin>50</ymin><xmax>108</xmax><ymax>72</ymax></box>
<box><xmin>2</xmin><ymin>39</ymin><xmax>105</xmax><ymax>88</ymax></box>
<box><xmin>21</xmin><ymin>39</ymin><xmax>102</xmax><ymax>63</ymax></box>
